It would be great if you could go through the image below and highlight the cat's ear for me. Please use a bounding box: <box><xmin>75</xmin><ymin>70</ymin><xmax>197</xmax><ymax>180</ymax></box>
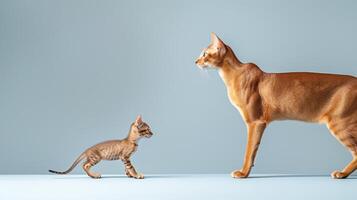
<box><xmin>135</xmin><ymin>115</ymin><xmax>143</xmax><ymax>125</ymax></box>
<box><xmin>210</xmin><ymin>32</ymin><xmax>226</xmax><ymax>53</ymax></box>
<box><xmin>210</xmin><ymin>32</ymin><xmax>225</xmax><ymax>47</ymax></box>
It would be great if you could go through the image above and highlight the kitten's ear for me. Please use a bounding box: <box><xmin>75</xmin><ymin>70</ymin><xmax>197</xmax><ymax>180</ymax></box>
<box><xmin>135</xmin><ymin>115</ymin><xmax>143</xmax><ymax>125</ymax></box>
<box><xmin>210</xmin><ymin>32</ymin><xmax>226</xmax><ymax>52</ymax></box>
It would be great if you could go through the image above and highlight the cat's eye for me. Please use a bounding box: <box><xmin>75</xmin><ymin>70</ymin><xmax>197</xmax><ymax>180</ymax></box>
<box><xmin>203</xmin><ymin>52</ymin><xmax>206</xmax><ymax>57</ymax></box>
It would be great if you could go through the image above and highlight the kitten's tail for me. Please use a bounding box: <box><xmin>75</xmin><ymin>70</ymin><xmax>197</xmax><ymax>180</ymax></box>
<box><xmin>48</xmin><ymin>153</ymin><xmax>86</xmax><ymax>175</ymax></box>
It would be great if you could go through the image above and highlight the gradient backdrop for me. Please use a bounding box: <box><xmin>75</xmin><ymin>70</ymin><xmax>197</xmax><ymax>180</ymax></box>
<box><xmin>1</xmin><ymin>0</ymin><xmax>356</xmax><ymax>174</ymax></box>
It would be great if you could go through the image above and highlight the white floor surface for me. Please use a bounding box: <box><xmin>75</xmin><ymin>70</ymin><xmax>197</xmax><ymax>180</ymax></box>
<box><xmin>0</xmin><ymin>174</ymin><xmax>356</xmax><ymax>200</ymax></box>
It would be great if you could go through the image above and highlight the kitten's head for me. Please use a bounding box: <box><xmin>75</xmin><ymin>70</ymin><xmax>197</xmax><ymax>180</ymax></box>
<box><xmin>132</xmin><ymin>115</ymin><xmax>153</xmax><ymax>138</ymax></box>
<box><xmin>195</xmin><ymin>32</ymin><xmax>227</xmax><ymax>69</ymax></box>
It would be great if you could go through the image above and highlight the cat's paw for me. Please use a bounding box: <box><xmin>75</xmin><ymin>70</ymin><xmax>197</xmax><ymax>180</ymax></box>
<box><xmin>331</xmin><ymin>170</ymin><xmax>348</xmax><ymax>179</ymax></box>
<box><xmin>231</xmin><ymin>170</ymin><xmax>249</xmax><ymax>179</ymax></box>
<box><xmin>134</xmin><ymin>173</ymin><xmax>144</xmax><ymax>179</ymax></box>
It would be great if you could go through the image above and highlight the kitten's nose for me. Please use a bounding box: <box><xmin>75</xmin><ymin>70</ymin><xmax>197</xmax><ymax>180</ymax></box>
<box><xmin>195</xmin><ymin>59</ymin><xmax>198</xmax><ymax>64</ymax></box>
<box><xmin>146</xmin><ymin>132</ymin><xmax>153</xmax><ymax>138</ymax></box>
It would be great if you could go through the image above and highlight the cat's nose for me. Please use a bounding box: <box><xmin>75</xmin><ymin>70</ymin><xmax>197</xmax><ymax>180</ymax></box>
<box><xmin>195</xmin><ymin>59</ymin><xmax>199</xmax><ymax>64</ymax></box>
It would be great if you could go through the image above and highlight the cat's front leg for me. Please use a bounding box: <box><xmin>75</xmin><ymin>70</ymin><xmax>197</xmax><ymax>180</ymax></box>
<box><xmin>232</xmin><ymin>122</ymin><xmax>266</xmax><ymax>179</ymax></box>
<box><xmin>122</xmin><ymin>158</ymin><xmax>144</xmax><ymax>179</ymax></box>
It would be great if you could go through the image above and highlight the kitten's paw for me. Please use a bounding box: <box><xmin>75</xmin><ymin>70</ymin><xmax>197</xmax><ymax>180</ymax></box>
<box><xmin>231</xmin><ymin>170</ymin><xmax>248</xmax><ymax>179</ymax></box>
<box><xmin>134</xmin><ymin>173</ymin><xmax>144</xmax><ymax>179</ymax></box>
<box><xmin>126</xmin><ymin>170</ymin><xmax>133</xmax><ymax>178</ymax></box>
<box><xmin>331</xmin><ymin>170</ymin><xmax>348</xmax><ymax>179</ymax></box>
<box><xmin>90</xmin><ymin>175</ymin><xmax>102</xmax><ymax>179</ymax></box>
<box><xmin>90</xmin><ymin>172</ymin><xmax>102</xmax><ymax>179</ymax></box>
<box><xmin>126</xmin><ymin>174</ymin><xmax>134</xmax><ymax>178</ymax></box>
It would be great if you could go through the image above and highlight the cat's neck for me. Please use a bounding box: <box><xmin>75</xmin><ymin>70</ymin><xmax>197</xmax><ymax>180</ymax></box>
<box><xmin>218</xmin><ymin>47</ymin><xmax>264</xmax><ymax>88</ymax></box>
<box><xmin>223</xmin><ymin>45</ymin><xmax>242</xmax><ymax>67</ymax></box>
<box><xmin>218</xmin><ymin>46</ymin><xmax>244</xmax><ymax>85</ymax></box>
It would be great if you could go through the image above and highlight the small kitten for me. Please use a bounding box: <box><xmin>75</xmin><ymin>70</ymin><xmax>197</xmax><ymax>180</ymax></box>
<box><xmin>49</xmin><ymin>115</ymin><xmax>153</xmax><ymax>179</ymax></box>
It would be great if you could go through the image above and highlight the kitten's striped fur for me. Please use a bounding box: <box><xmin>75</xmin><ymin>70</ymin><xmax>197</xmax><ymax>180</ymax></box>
<box><xmin>49</xmin><ymin>115</ymin><xmax>153</xmax><ymax>179</ymax></box>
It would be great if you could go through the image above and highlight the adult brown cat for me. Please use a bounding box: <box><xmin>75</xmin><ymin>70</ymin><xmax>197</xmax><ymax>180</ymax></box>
<box><xmin>49</xmin><ymin>115</ymin><xmax>153</xmax><ymax>179</ymax></box>
<box><xmin>195</xmin><ymin>33</ymin><xmax>357</xmax><ymax>179</ymax></box>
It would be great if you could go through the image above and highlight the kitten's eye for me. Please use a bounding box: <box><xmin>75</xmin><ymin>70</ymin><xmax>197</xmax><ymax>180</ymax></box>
<box><xmin>203</xmin><ymin>52</ymin><xmax>206</xmax><ymax>57</ymax></box>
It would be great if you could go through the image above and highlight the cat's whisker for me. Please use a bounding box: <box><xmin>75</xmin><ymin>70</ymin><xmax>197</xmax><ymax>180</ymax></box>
<box><xmin>199</xmin><ymin>67</ymin><xmax>211</xmax><ymax>79</ymax></box>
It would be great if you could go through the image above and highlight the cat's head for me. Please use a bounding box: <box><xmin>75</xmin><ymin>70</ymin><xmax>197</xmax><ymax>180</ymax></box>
<box><xmin>132</xmin><ymin>115</ymin><xmax>153</xmax><ymax>138</ymax></box>
<box><xmin>195</xmin><ymin>32</ymin><xmax>227</xmax><ymax>69</ymax></box>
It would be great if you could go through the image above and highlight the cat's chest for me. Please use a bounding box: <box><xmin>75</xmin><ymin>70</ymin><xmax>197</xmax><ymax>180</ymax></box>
<box><xmin>226</xmin><ymin>86</ymin><xmax>247</xmax><ymax>121</ymax></box>
<box><xmin>228</xmin><ymin>90</ymin><xmax>243</xmax><ymax>107</ymax></box>
<box><xmin>219</xmin><ymin>71</ymin><xmax>242</xmax><ymax>105</ymax></box>
<box><xmin>227</xmin><ymin>89</ymin><xmax>237</xmax><ymax>105</ymax></box>
<box><xmin>219</xmin><ymin>70</ymin><xmax>248</xmax><ymax>120</ymax></box>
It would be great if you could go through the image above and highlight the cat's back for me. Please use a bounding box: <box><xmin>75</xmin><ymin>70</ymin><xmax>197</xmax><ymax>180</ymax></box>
<box><xmin>270</xmin><ymin>71</ymin><xmax>356</xmax><ymax>84</ymax></box>
<box><xmin>261</xmin><ymin>71</ymin><xmax>356</xmax><ymax>95</ymax></box>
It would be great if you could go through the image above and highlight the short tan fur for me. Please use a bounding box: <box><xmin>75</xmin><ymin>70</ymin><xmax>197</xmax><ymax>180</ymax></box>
<box><xmin>196</xmin><ymin>33</ymin><xmax>357</xmax><ymax>179</ymax></box>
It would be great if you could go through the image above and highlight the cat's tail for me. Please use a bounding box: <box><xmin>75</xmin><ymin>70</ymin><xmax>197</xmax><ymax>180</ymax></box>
<box><xmin>48</xmin><ymin>153</ymin><xmax>86</xmax><ymax>175</ymax></box>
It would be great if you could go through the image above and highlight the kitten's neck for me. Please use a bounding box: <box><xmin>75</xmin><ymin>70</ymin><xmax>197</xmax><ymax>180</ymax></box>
<box><xmin>125</xmin><ymin>127</ymin><xmax>139</xmax><ymax>144</ymax></box>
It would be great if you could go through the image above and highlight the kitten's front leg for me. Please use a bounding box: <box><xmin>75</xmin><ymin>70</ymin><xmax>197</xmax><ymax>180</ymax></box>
<box><xmin>232</xmin><ymin>122</ymin><xmax>266</xmax><ymax>178</ymax></box>
<box><xmin>125</xmin><ymin>168</ymin><xmax>133</xmax><ymax>177</ymax></box>
<box><xmin>122</xmin><ymin>158</ymin><xmax>144</xmax><ymax>179</ymax></box>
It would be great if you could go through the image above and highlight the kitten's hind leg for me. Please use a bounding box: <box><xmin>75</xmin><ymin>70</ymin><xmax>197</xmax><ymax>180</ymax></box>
<box><xmin>82</xmin><ymin>155</ymin><xmax>102</xmax><ymax>179</ymax></box>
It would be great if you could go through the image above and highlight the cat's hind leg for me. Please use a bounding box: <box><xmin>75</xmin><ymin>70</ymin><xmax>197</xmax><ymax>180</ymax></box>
<box><xmin>331</xmin><ymin>158</ymin><xmax>357</xmax><ymax>179</ymax></box>
<box><xmin>327</xmin><ymin>120</ymin><xmax>357</xmax><ymax>179</ymax></box>
<box><xmin>82</xmin><ymin>154</ymin><xmax>102</xmax><ymax>179</ymax></box>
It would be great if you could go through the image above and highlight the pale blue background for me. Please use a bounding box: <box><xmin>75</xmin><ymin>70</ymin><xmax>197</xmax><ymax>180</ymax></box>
<box><xmin>0</xmin><ymin>0</ymin><xmax>356</xmax><ymax>174</ymax></box>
